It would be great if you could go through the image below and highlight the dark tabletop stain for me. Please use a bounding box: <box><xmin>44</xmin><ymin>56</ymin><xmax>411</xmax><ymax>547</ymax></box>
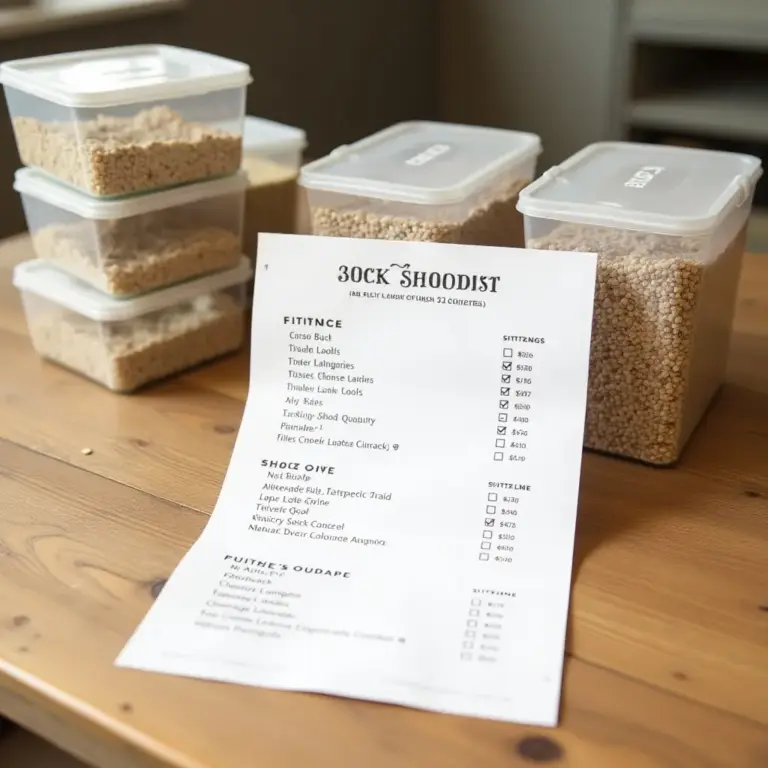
<box><xmin>17</xmin><ymin>646</ymin><xmax>28</xmax><ymax>653</ymax></box>
<box><xmin>672</xmin><ymin>671</ymin><xmax>689</xmax><ymax>681</ymax></box>
<box><xmin>759</xmin><ymin>605</ymin><xmax>768</xmax><ymax>613</ymax></box>
<box><xmin>150</xmin><ymin>579</ymin><xmax>167</xmax><ymax>599</ymax></box>
<box><xmin>120</xmin><ymin>702</ymin><xmax>134</xmax><ymax>714</ymax></box>
<box><xmin>12</xmin><ymin>615</ymin><xmax>30</xmax><ymax>627</ymax></box>
<box><xmin>131</xmin><ymin>438</ymin><xmax>150</xmax><ymax>448</ymax></box>
<box><xmin>516</xmin><ymin>736</ymin><xmax>564</xmax><ymax>762</ymax></box>
<box><xmin>213</xmin><ymin>424</ymin><xmax>236</xmax><ymax>435</ymax></box>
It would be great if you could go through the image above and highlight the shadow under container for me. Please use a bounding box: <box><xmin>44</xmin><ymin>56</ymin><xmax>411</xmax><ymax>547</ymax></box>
<box><xmin>0</xmin><ymin>45</ymin><xmax>251</xmax><ymax>197</ymax></box>
<box><xmin>15</xmin><ymin>168</ymin><xmax>247</xmax><ymax>297</ymax></box>
<box><xmin>517</xmin><ymin>141</ymin><xmax>763</xmax><ymax>466</ymax></box>
<box><xmin>300</xmin><ymin>121</ymin><xmax>541</xmax><ymax>247</ymax></box>
<box><xmin>13</xmin><ymin>258</ymin><xmax>252</xmax><ymax>393</ymax></box>
<box><xmin>241</xmin><ymin>115</ymin><xmax>307</xmax><ymax>261</ymax></box>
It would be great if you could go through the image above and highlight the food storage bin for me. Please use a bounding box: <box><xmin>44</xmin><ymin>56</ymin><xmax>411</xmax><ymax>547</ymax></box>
<box><xmin>15</xmin><ymin>167</ymin><xmax>247</xmax><ymax>296</ymax></box>
<box><xmin>14</xmin><ymin>257</ymin><xmax>252</xmax><ymax>392</ymax></box>
<box><xmin>1</xmin><ymin>45</ymin><xmax>251</xmax><ymax>197</ymax></box>
<box><xmin>241</xmin><ymin>116</ymin><xmax>307</xmax><ymax>258</ymax></box>
<box><xmin>517</xmin><ymin>141</ymin><xmax>763</xmax><ymax>465</ymax></box>
<box><xmin>300</xmin><ymin>121</ymin><xmax>541</xmax><ymax>247</ymax></box>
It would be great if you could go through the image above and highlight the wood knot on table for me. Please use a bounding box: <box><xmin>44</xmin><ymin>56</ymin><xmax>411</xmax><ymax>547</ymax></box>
<box><xmin>515</xmin><ymin>735</ymin><xmax>564</xmax><ymax>762</ymax></box>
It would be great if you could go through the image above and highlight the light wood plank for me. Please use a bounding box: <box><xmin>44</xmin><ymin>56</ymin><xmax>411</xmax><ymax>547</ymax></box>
<box><xmin>1</xmin><ymin>440</ymin><xmax>766</xmax><ymax>768</ymax></box>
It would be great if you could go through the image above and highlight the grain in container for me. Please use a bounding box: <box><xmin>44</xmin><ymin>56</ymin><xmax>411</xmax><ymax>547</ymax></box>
<box><xmin>0</xmin><ymin>45</ymin><xmax>251</xmax><ymax>197</ymax></box>
<box><xmin>517</xmin><ymin>141</ymin><xmax>762</xmax><ymax>465</ymax></box>
<box><xmin>15</xmin><ymin>168</ymin><xmax>247</xmax><ymax>296</ymax></box>
<box><xmin>13</xmin><ymin>258</ymin><xmax>252</xmax><ymax>392</ymax></box>
<box><xmin>300</xmin><ymin>121</ymin><xmax>541</xmax><ymax>247</ymax></box>
<box><xmin>241</xmin><ymin>116</ymin><xmax>307</xmax><ymax>258</ymax></box>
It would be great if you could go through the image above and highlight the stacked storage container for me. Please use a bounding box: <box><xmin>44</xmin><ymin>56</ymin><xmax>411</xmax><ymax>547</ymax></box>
<box><xmin>1</xmin><ymin>45</ymin><xmax>254</xmax><ymax>391</ymax></box>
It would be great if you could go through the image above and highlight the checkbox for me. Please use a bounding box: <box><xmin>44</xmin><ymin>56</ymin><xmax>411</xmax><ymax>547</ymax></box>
<box><xmin>467</xmin><ymin>619</ymin><xmax>477</xmax><ymax>627</ymax></box>
<box><xmin>482</xmin><ymin>531</ymin><xmax>492</xmax><ymax>539</ymax></box>
<box><xmin>479</xmin><ymin>553</ymin><xmax>489</xmax><ymax>561</ymax></box>
<box><xmin>484</xmin><ymin>518</ymin><xmax>495</xmax><ymax>527</ymax></box>
<box><xmin>498</xmin><ymin>413</ymin><xmax>508</xmax><ymax>423</ymax></box>
<box><xmin>503</xmin><ymin>348</ymin><xmax>513</xmax><ymax>357</ymax></box>
<box><xmin>493</xmin><ymin>452</ymin><xmax>503</xmax><ymax>461</ymax></box>
<box><xmin>463</xmin><ymin>641</ymin><xmax>474</xmax><ymax>649</ymax></box>
<box><xmin>461</xmin><ymin>652</ymin><xmax>472</xmax><ymax>660</ymax></box>
<box><xmin>497</xmin><ymin>426</ymin><xmax>507</xmax><ymax>435</ymax></box>
<box><xmin>500</xmin><ymin>387</ymin><xmax>510</xmax><ymax>396</ymax></box>
<box><xmin>486</xmin><ymin>505</ymin><xmax>496</xmax><ymax>514</ymax></box>
<box><xmin>495</xmin><ymin>438</ymin><xmax>505</xmax><ymax>448</ymax></box>
<box><xmin>471</xmin><ymin>598</ymin><xmax>481</xmax><ymax>606</ymax></box>
<box><xmin>501</xmin><ymin>374</ymin><xmax>511</xmax><ymax>383</ymax></box>
<box><xmin>481</xmin><ymin>542</ymin><xmax>491</xmax><ymax>550</ymax></box>
<box><xmin>502</xmin><ymin>361</ymin><xmax>512</xmax><ymax>371</ymax></box>
<box><xmin>465</xmin><ymin>629</ymin><xmax>476</xmax><ymax>637</ymax></box>
<box><xmin>487</xmin><ymin>493</ymin><xmax>497</xmax><ymax>502</ymax></box>
<box><xmin>499</xmin><ymin>400</ymin><xmax>509</xmax><ymax>409</ymax></box>
<box><xmin>469</xmin><ymin>609</ymin><xmax>479</xmax><ymax>617</ymax></box>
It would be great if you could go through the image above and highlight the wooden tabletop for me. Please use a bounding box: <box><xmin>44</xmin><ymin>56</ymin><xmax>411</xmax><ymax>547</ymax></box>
<box><xmin>0</xmin><ymin>233</ymin><xmax>766</xmax><ymax>768</ymax></box>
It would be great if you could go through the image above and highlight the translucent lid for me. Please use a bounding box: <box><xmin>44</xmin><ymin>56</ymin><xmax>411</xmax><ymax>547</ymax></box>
<box><xmin>300</xmin><ymin>121</ymin><xmax>541</xmax><ymax>204</ymax></box>
<box><xmin>14</xmin><ymin>258</ymin><xmax>252</xmax><ymax>322</ymax></box>
<box><xmin>517</xmin><ymin>142</ymin><xmax>763</xmax><ymax>236</ymax></box>
<box><xmin>14</xmin><ymin>168</ymin><xmax>248</xmax><ymax>220</ymax></box>
<box><xmin>0</xmin><ymin>45</ymin><xmax>252</xmax><ymax>108</ymax></box>
<box><xmin>243</xmin><ymin>116</ymin><xmax>307</xmax><ymax>155</ymax></box>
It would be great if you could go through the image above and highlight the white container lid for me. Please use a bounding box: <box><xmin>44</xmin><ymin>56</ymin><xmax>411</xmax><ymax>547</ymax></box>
<box><xmin>14</xmin><ymin>167</ymin><xmax>248</xmax><ymax>220</ymax></box>
<box><xmin>300</xmin><ymin>121</ymin><xmax>541</xmax><ymax>205</ymax></box>
<box><xmin>517</xmin><ymin>141</ymin><xmax>763</xmax><ymax>236</ymax></box>
<box><xmin>14</xmin><ymin>258</ymin><xmax>252</xmax><ymax>322</ymax></box>
<box><xmin>243</xmin><ymin>116</ymin><xmax>307</xmax><ymax>155</ymax></box>
<box><xmin>0</xmin><ymin>45</ymin><xmax>252</xmax><ymax>108</ymax></box>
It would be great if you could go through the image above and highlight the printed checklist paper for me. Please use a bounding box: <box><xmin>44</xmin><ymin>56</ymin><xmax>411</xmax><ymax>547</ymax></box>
<box><xmin>117</xmin><ymin>234</ymin><xmax>597</xmax><ymax>727</ymax></box>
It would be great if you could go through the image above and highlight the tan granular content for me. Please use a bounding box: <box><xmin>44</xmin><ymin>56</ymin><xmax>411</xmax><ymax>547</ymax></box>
<box><xmin>310</xmin><ymin>177</ymin><xmax>529</xmax><ymax>247</ymax></box>
<box><xmin>13</xmin><ymin>105</ymin><xmax>242</xmax><ymax>196</ymax></box>
<box><xmin>33</xmin><ymin>215</ymin><xmax>241</xmax><ymax>296</ymax></box>
<box><xmin>27</xmin><ymin>292</ymin><xmax>244</xmax><ymax>392</ymax></box>
<box><xmin>529</xmin><ymin>223</ymin><xmax>746</xmax><ymax>465</ymax></box>
<box><xmin>242</xmin><ymin>155</ymin><xmax>299</xmax><ymax>259</ymax></box>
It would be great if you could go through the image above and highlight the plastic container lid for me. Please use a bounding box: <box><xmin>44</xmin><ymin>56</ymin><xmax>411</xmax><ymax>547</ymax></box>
<box><xmin>0</xmin><ymin>45</ymin><xmax>252</xmax><ymax>108</ymax></box>
<box><xmin>243</xmin><ymin>116</ymin><xmax>307</xmax><ymax>155</ymax></box>
<box><xmin>300</xmin><ymin>121</ymin><xmax>541</xmax><ymax>205</ymax></box>
<box><xmin>14</xmin><ymin>167</ymin><xmax>248</xmax><ymax>220</ymax></box>
<box><xmin>13</xmin><ymin>258</ymin><xmax>253</xmax><ymax>322</ymax></box>
<box><xmin>517</xmin><ymin>141</ymin><xmax>763</xmax><ymax>236</ymax></box>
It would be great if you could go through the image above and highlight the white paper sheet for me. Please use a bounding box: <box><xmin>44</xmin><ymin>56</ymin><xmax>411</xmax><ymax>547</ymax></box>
<box><xmin>117</xmin><ymin>234</ymin><xmax>597</xmax><ymax>726</ymax></box>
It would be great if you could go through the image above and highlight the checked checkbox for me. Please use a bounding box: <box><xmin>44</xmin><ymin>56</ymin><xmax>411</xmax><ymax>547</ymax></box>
<box><xmin>495</xmin><ymin>438</ymin><xmax>505</xmax><ymax>448</ymax></box>
<box><xmin>484</xmin><ymin>518</ymin><xmax>495</xmax><ymax>527</ymax></box>
<box><xmin>499</xmin><ymin>400</ymin><xmax>509</xmax><ymax>408</ymax></box>
<box><xmin>497</xmin><ymin>426</ymin><xmax>507</xmax><ymax>435</ymax></box>
<box><xmin>498</xmin><ymin>413</ymin><xmax>508</xmax><ymax>423</ymax></box>
<box><xmin>503</xmin><ymin>348</ymin><xmax>513</xmax><ymax>357</ymax></box>
<box><xmin>502</xmin><ymin>361</ymin><xmax>512</xmax><ymax>371</ymax></box>
<box><xmin>501</xmin><ymin>374</ymin><xmax>511</xmax><ymax>383</ymax></box>
<box><xmin>500</xmin><ymin>387</ymin><xmax>510</xmax><ymax>396</ymax></box>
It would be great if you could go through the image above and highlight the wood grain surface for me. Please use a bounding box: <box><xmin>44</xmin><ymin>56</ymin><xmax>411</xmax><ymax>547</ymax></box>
<box><xmin>0</xmin><ymin>233</ymin><xmax>767</xmax><ymax>767</ymax></box>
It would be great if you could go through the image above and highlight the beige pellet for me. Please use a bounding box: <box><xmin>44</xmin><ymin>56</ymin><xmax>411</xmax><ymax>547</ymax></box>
<box><xmin>309</xmin><ymin>177</ymin><xmax>529</xmax><ymax>247</ymax></box>
<box><xmin>13</xmin><ymin>105</ymin><xmax>242</xmax><ymax>197</ymax></box>
<box><xmin>26</xmin><ymin>292</ymin><xmax>244</xmax><ymax>392</ymax></box>
<box><xmin>529</xmin><ymin>223</ymin><xmax>747</xmax><ymax>465</ymax></box>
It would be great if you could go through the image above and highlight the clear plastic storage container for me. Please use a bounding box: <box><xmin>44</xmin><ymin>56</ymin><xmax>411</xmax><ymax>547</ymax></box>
<box><xmin>1</xmin><ymin>45</ymin><xmax>251</xmax><ymax>197</ymax></box>
<box><xmin>517</xmin><ymin>141</ymin><xmax>763</xmax><ymax>465</ymax></box>
<box><xmin>241</xmin><ymin>115</ymin><xmax>307</xmax><ymax>258</ymax></box>
<box><xmin>300</xmin><ymin>121</ymin><xmax>541</xmax><ymax>247</ymax></box>
<box><xmin>14</xmin><ymin>257</ymin><xmax>252</xmax><ymax>392</ymax></box>
<box><xmin>15</xmin><ymin>168</ymin><xmax>247</xmax><ymax>296</ymax></box>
